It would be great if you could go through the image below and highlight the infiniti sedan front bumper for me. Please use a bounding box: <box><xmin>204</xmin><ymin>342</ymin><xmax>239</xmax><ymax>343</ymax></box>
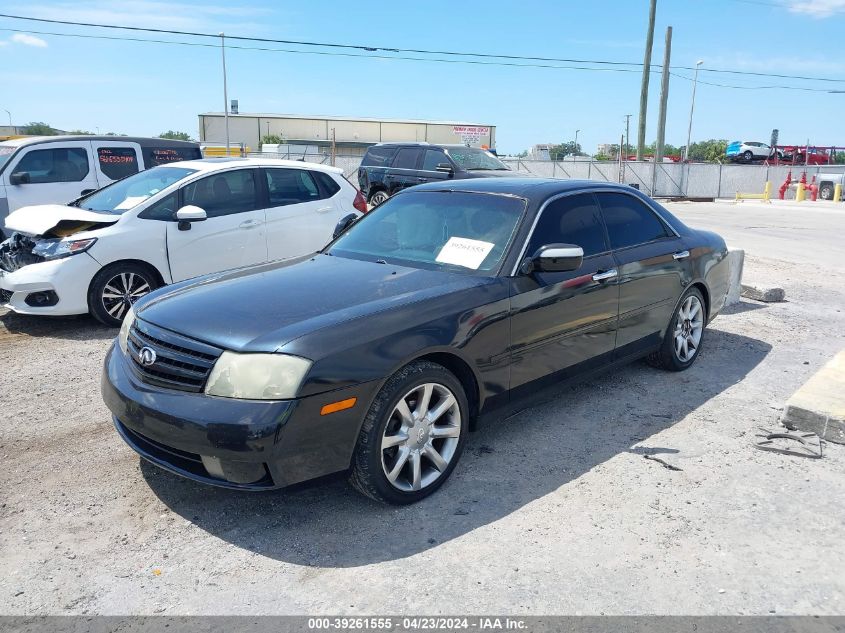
<box><xmin>101</xmin><ymin>344</ymin><xmax>380</xmax><ymax>490</ymax></box>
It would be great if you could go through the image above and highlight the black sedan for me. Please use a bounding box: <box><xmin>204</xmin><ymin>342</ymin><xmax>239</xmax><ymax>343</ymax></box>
<box><xmin>102</xmin><ymin>178</ymin><xmax>730</xmax><ymax>504</ymax></box>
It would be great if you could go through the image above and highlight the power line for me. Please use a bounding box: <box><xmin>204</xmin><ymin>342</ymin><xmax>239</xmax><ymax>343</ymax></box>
<box><xmin>670</xmin><ymin>71</ymin><xmax>836</xmax><ymax>92</ymax></box>
<box><xmin>2</xmin><ymin>11</ymin><xmax>845</xmax><ymax>85</ymax></box>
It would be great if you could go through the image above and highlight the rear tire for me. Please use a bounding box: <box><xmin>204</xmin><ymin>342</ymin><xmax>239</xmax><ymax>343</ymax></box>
<box><xmin>368</xmin><ymin>190</ymin><xmax>389</xmax><ymax>207</ymax></box>
<box><xmin>349</xmin><ymin>361</ymin><xmax>468</xmax><ymax>505</ymax></box>
<box><xmin>743</xmin><ymin>150</ymin><xmax>754</xmax><ymax>163</ymax></box>
<box><xmin>648</xmin><ymin>287</ymin><xmax>706</xmax><ymax>372</ymax></box>
<box><xmin>88</xmin><ymin>262</ymin><xmax>159</xmax><ymax>327</ymax></box>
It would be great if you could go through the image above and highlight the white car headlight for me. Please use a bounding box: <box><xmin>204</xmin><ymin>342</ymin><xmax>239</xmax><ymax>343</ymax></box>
<box><xmin>118</xmin><ymin>306</ymin><xmax>135</xmax><ymax>354</ymax></box>
<box><xmin>204</xmin><ymin>352</ymin><xmax>312</xmax><ymax>400</ymax></box>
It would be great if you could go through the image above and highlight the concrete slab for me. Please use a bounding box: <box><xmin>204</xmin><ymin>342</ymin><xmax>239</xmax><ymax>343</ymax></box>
<box><xmin>741</xmin><ymin>284</ymin><xmax>786</xmax><ymax>302</ymax></box>
<box><xmin>725</xmin><ymin>249</ymin><xmax>744</xmax><ymax>306</ymax></box>
<box><xmin>781</xmin><ymin>350</ymin><xmax>845</xmax><ymax>445</ymax></box>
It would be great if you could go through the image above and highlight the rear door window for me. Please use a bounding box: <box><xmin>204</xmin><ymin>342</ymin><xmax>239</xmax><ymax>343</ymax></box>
<box><xmin>264</xmin><ymin>168</ymin><xmax>322</xmax><ymax>206</ymax></box>
<box><xmin>14</xmin><ymin>147</ymin><xmax>90</xmax><ymax>183</ymax></box>
<box><xmin>142</xmin><ymin>146</ymin><xmax>202</xmax><ymax>167</ymax></box>
<box><xmin>392</xmin><ymin>148</ymin><xmax>422</xmax><ymax>170</ymax></box>
<box><xmin>312</xmin><ymin>171</ymin><xmax>341</xmax><ymax>197</ymax></box>
<box><xmin>97</xmin><ymin>147</ymin><xmax>140</xmax><ymax>180</ymax></box>
<box><xmin>596</xmin><ymin>192</ymin><xmax>671</xmax><ymax>250</ymax></box>
<box><xmin>361</xmin><ymin>146</ymin><xmax>397</xmax><ymax>167</ymax></box>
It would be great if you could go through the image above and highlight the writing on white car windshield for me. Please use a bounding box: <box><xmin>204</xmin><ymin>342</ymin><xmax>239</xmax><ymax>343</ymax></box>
<box><xmin>445</xmin><ymin>147</ymin><xmax>509</xmax><ymax>171</ymax></box>
<box><xmin>79</xmin><ymin>166</ymin><xmax>197</xmax><ymax>214</ymax></box>
<box><xmin>329</xmin><ymin>190</ymin><xmax>525</xmax><ymax>275</ymax></box>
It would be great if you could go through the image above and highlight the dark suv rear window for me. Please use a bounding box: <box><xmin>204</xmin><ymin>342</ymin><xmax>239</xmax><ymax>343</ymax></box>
<box><xmin>361</xmin><ymin>146</ymin><xmax>397</xmax><ymax>167</ymax></box>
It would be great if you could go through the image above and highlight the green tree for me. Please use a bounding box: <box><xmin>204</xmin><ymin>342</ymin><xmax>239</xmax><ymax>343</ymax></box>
<box><xmin>261</xmin><ymin>134</ymin><xmax>284</xmax><ymax>145</ymax></box>
<box><xmin>68</xmin><ymin>129</ymin><xmax>93</xmax><ymax>134</ymax></box>
<box><xmin>516</xmin><ymin>149</ymin><xmax>529</xmax><ymax>158</ymax></box>
<box><xmin>22</xmin><ymin>122</ymin><xmax>57</xmax><ymax>135</ymax></box>
<box><xmin>685</xmin><ymin>139</ymin><xmax>730</xmax><ymax>163</ymax></box>
<box><xmin>549</xmin><ymin>141</ymin><xmax>584</xmax><ymax>160</ymax></box>
<box><xmin>159</xmin><ymin>130</ymin><xmax>194</xmax><ymax>141</ymax></box>
<box><xmin>594</xmin><ymin>153</ymin><xmax>613</xmax><ymax>161</ymax></box>
<box><xmin>832</xmin><ymin>150</ymin><xmax>845</xmax><ymax>165</ymax></box>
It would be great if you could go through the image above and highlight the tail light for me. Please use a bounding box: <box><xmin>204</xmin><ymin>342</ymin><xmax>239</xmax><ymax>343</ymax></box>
<box><xmin>353</xmin><ymin>190</ymin><xmax>368</xmax><ymax>214</ymax></box>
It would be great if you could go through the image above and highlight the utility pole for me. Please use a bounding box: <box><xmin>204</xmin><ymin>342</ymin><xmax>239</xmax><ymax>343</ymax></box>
<box><xmin>220</xmin><ymin>32</ymin><xmax>230</xmax><ymax>156</ymax></box>
<box><xmin>624</xmin><ymin>114</ymin><xmax>632</xmax><ymax>158</ymax></box>
<box><xmin>655</xmin><ymin>26</ymin><xmax>672</xmax><ymax>163</ymax></box>
<box><xmin>637</xmin><ymin>0</ymin><xmax>657</xmax><ymax>160</ymax></box>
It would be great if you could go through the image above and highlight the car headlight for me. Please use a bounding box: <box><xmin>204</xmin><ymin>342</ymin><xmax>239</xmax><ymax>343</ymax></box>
<box><xmin>118</xmin><ymin>306</ymin><xmax>135</xmax><ymax>354</ymax></box>
<box><xmin>32</xmin><ymin>237</ymin><xmax>97</xmax><ymax>260</ymax></box>
<box><xmin>204</xmin><ymin>352</ymin><xmax>312</xmax><ymax>400</ymax></box>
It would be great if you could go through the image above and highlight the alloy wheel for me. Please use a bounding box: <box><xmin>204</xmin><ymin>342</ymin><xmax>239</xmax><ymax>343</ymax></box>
<box><xmin>380</xmin><ymin>382</ymin><xmax>461</xmax><ymax>492</ymax></box>
<box><xmin>370</xmin><ymin>192</ymin><xmax>388</xmax><ymax>207</ymax></box>
<box><xmin>673</xmin><ymin>295</ymin><xmax>704</xmax><ymax>363</ymax></box>
<box><xmin>101</xmin><ymin>272</ymin><xmax>151</xmax><ymax>321</ymax></box>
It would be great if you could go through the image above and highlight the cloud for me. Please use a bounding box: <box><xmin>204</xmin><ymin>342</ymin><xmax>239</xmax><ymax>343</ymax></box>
<box><xmin>11</xmin><ymin>33</ymin><xmax>48</xmax><ymax>47</ymax></box>
<box><xmin>787</xmin><ymin>0</ymin><xmax>845</xmax><ymax>17</ymax></box>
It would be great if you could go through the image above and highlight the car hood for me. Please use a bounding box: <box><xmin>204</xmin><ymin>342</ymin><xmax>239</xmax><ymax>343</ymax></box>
<box><xmin>4</xmin><ymin>205</ymin><xmax>120</xmax><ymax>237</ymax></box>
<box><xmin>136</xmin><ymin>254</ymin><xmax>493</xmax><ymax>353</ymax></box>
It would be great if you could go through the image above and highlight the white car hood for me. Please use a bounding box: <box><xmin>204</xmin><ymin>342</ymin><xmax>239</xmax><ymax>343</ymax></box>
<box><xmin>3</xmin><ymin>205</ymin><xmax>120</xmax><ymax>237</ymax></box>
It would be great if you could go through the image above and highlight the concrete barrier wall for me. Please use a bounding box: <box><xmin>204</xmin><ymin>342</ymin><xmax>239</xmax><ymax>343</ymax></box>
<box><xmin>247</xmin><ymin>152</ymin><xmax>845</xmax><ymax>198</ymax></box>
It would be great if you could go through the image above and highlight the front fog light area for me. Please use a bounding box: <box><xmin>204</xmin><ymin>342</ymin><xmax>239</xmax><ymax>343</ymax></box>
<box><xmin>118</xmin><ymin>306</ymin><xmax>135</xmax><ymax>354</ymax></box>
<box><xmin>204</xmin><ymin>352</ymin><xmax>312</xmax><ymax>400</ymax></box>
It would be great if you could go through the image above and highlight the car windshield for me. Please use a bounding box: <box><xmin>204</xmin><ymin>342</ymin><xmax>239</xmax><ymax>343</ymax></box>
<box><xmin>77</xmin><ymin>166</ymin><xmax>197</xmax><ymax>214</ymax></box>
<box><xmin>445</xmin><ymin>147</ymin><xmax>509</xmax><ymax>171</ymax></box>
<box><xmin>328</xmin><ymin>190</ymin><xmax>525</xmax><ymax>274</ymax></box>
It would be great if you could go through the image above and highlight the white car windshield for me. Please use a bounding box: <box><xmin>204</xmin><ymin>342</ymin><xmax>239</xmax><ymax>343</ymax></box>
<box><xmin>77</xmin><ymin>166</ymin><xmax>197</xmax><ymax>214</ymax></box>
<box><xmin>329</xmin><ymin>190</ymin><xmax>525</xmax><ymax>274</ymax></box>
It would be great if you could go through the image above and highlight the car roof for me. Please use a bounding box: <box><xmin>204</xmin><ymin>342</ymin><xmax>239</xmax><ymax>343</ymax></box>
<box><xmin>408</xmin><ymin>177</ymin><xmax>638</xmax><ymax>198</ymax></box>
<box><xmin>0</xmin><ymin>135</ymin><xmax>199</xmax><ymax>148</ymax></box>
<box><xmin>164</xmin><ymin>156</ymin><xmax>344</xmax><ymax>174</ymax></box>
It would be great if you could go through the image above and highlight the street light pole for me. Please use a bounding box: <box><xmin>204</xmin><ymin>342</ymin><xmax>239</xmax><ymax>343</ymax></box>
<box><xmin>624</xmin><ymin>114</ymin><xmax>632</xmax><ymax>158</ymax></box>
<box><xmin>3</xmin><ymin>109</ymin><xmax>11</xmax><ymax>127</ymax></box>
<box><xmin>683</xmin><ymin>60</ymin><xmax>704</xmax><ymax>162</ymax></box>
<box><xmin>574</xmin><ymin>129</ymin><xmax>580</xmax><ymax>155</ymax></box>
<box><xmin>220</xmin><ymin>32</ymin><xmax>230</xmax><ymax>156</ymax></box>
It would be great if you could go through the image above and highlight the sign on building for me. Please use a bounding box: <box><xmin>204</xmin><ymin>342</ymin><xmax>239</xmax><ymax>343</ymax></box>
<box><xmin>452</xmin><ymin>125</ymin><xmax>490</xmax><ymax>146</ymax></box>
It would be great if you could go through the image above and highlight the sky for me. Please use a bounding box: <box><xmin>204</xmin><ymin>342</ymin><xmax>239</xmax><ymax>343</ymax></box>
<box><xmin>1</xmin><ymin>0</ymin><xmax>844</xmax><ymax>154</ymax></box>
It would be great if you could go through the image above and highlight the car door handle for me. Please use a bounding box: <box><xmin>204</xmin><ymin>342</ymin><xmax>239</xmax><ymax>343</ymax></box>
<box><xmin>673</xmin><ymin>250</ymin><xmax>690</xmax><ymax>260</ymax></box>
<box><xmin>592</xmin><ymin>269</ymin><xmax>618</xmax><ymax>282</ymax></box>
<box><xmin>316</xmin><ymin>206</ymin><xmax>333</xmax><ymax>214</ymax></box>
<box><xmin>239</xmin><ymin>219</ymin><xmax>260</xmax><ymax>229</ymax></box>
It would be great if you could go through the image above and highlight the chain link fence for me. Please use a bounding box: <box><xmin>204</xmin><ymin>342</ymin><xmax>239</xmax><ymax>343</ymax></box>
<box><xmin>248</xmin><ymin>152</ymin><xmax>845</xmax><ymax>198</ymax></box>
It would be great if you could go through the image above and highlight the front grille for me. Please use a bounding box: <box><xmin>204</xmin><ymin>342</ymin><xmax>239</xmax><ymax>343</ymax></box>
<box><xmin>0</xmin><ymin>289</ymin><xmax>12</xmax><ymax>304</ymax></box>
<box><xmin>126</xmin><ymin>319</ymin><xmax>223</xmax><ymax>392</ymax></box>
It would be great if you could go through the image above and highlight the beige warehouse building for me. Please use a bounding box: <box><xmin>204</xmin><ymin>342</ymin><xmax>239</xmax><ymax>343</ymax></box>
<box><xmin>198</xmin><ymin>113</ymin><xmax>496</xmax><ymax>156</ymax></box>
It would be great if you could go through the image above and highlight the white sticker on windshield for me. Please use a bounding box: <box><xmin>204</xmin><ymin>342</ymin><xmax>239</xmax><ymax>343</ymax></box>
<box><xmin>435</xmin><ymin>237</ymin><xmax>495</xmax><ymax>270</ymax></box>
<box><xmin>114</xmin><ymin>195</ymin><xmax>150</xmax><ymax>210</ymax></box>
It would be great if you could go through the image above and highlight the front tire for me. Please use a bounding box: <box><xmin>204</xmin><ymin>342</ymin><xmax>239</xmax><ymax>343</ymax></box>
<box><xmin>349</xmin><ymin>361</ymin><xmax>468</xmax><ymax>504</ymax></box>
<box><xmin>88</xmin><ymin>263</ymin><xmax>159</xmax><ymax>327</ymax></box>
<box><xmin>743</xmin><ymin>150</ymin><xmax>754</xmax><ymax>163</ymax></box>
<box><xmin>648</xmin><ymin>288</ymin><xmax>706</xmax><ymax>371</ymax></box>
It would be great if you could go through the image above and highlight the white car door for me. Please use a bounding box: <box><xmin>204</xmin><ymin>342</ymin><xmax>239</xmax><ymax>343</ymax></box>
<box><xmin>262</xmin><ymin>167</ymin><xmax>344</xmax><ymax>262</ymax></box>
<box><xmin>165</xmin><ymin>168</ymin><xmax>268</xmax><ymax>282</ymax></box>
<box><xmin>4</xmin><ymin>141</ymin><xmax>100</xmax><ymax>211</ymax></box>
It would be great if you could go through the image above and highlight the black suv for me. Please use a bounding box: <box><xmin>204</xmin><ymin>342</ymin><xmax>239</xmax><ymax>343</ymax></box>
<box><xmin>357</xmin><ymin>143</ymin><xmax>513</xmax><ymax>206</ymax></box>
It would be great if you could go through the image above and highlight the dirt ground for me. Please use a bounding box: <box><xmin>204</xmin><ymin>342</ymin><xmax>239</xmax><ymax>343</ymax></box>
<box><xmin>1</xmin><ymin>200</ymin><xmax>844</xmax><ymax>615</ymax></box>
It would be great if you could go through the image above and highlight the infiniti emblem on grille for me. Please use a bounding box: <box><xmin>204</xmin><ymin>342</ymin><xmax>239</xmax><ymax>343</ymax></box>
<box><xmin>138</xmin><ymin>346</ymin><xmax>157</xmax><ymax>366</ymax></box>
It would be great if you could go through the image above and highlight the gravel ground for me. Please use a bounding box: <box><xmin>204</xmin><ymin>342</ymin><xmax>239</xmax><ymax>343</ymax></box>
<box><xmin>1</xmin><ymin>200</ymin><xmax>844</xmax><ymax>615</ymax></box>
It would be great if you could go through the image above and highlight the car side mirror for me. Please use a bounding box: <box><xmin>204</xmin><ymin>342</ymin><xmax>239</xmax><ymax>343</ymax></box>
<box><xmin>9</xmin><ymin>172</ymin><xmax>31</xmax><ymax>185</ymax></box>
<box><xmin>436</xmin><ymin>163</ymin><xmax>454</xmax><ymax>176</ymax></box>
<box><xmin>521</xmin><ymin>243</ymin><xmax>584</xmax><ymax>274</ymax></box>
<box><xmin>174</xmin><ymin>205</ymin><xmax>207</xmax><ymax>231</ymax></box>
<box><xmin>333</xmin><ymin>213</ymin><xmax>358</xmax><ymax>239</ymax></box>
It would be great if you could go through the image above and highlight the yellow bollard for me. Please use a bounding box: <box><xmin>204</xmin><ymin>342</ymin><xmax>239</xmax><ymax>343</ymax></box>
<box><xmin>763</xmin><ymin>181</ymin><xmax>771</xmax><ymax>201</ymax></box>
<box><xmin>835</xmin><ymin>183</ymin><xmax>843</xmax><ymax>202</ymax></box>
<box><xmin>796</xmin><ymin>182</ymin><xmax>806</xmax><ymax>202</ymax></box>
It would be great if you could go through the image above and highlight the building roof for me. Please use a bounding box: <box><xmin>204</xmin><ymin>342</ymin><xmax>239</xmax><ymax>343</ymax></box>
<box><xmin>199</xmin><ymin>112</ymin><xmax>494</xmax><ymax>127</ymax></box>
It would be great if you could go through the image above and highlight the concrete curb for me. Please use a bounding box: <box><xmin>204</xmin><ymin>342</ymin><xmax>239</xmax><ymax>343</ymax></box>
<box><xmin>725</xmin><ymin>249</ymin><xmax>744</xmax><ymax>306</ymax></box>
<box><xmin>742</xmin><ymin>284</ymin><xmax>786</xmax><ymax>302</ymax></box>
<box><xmin>781</xmin><ymin>350</ymin><xmax>845</xmax><ymax>445</ymax></box>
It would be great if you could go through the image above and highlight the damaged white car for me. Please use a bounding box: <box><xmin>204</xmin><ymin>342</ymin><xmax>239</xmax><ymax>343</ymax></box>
<box><xmin>0</xmin><ymin>157</ymin><xmax>366</xmax><ymax>326</ymax></box>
